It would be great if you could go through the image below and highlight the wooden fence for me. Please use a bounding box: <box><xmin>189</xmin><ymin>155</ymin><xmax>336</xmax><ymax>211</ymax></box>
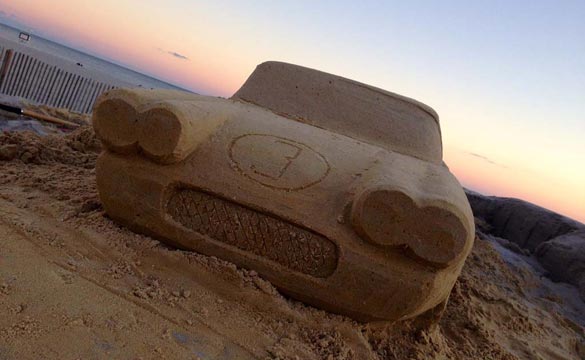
<box><xmin>0</xmin><ymin>46</ymin><xmax>119</xmax><ymax>114</ymax></box>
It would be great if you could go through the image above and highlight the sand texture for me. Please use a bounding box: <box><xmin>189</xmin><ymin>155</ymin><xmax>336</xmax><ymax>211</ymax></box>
<box><xmin>0</xmin><ymin>126</ymin><xmax>584</xmax><ymax>359</ymax></box>
<box><xmin>92</xmin><ymin>64</ymin><xmax>475</xmax><ymax>322</ymax></box>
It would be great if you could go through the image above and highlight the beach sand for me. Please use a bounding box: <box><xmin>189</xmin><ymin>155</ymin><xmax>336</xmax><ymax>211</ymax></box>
<box><xmin>0</xmin><ymin>126</ymin><xmax>584</xmax><ymax>359</ymax></box>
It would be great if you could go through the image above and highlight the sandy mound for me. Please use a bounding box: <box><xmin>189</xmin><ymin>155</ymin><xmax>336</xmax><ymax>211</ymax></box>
<box><xmin>0</xmin><ymin>126</ymin><xmax>99</xmax><ymax>165</ymax></box>
<box><xmin>0</xmin><ymin>127</ymin><xmax>584</xmax><ymax>359</ymax></box>
<box><xmin>536</xmin><ymin>230</ymin><xmax>585</xmax><ymax>301</ymax></box>
<box><xmin>466</xmin><ymin>190</ymin><xmax>584</xmax><ymax>252</ymax></box>
<box><xmin>468</xmin><ymin>190</ymin><xmax>585</xmax><ymax>303</ymax></box>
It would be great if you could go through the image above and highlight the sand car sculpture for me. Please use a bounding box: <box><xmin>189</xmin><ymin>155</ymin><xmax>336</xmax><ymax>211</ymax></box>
<box><xmin>92</xmin><ymin>62</ymin><xmax>475</xmax><ymax>322</ymax></box>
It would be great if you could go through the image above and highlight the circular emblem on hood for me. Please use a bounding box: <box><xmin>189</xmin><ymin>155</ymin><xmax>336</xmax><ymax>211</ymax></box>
<box><xmin>229</xmin><ymin>134</ymin><xmax>330</xmax><ymax>191</ymax></box>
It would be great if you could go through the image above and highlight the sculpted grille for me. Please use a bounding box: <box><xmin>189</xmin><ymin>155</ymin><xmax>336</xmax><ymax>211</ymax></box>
<box><xmin>166</xmin><ymin>188</ymin><xmax>337</xmax><ymax>277</ymax></box>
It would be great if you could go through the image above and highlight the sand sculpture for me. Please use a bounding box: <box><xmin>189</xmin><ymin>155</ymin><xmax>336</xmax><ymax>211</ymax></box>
<box><xmin>92</xmin><ymin>62</ymin><xmax>475</xmax><ymax>322</ymax></box>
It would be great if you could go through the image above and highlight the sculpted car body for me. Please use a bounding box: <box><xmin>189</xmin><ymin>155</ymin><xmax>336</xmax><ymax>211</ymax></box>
<box><xmin>93</xmin><ymin>62</ymin><xmax>474</xmax><ymax>322</ymax></box>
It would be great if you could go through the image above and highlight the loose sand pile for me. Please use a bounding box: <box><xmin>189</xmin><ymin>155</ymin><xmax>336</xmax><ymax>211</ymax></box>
<box><xmin>0</xmin><ymin>95</ymin><xmax>91</xmax><ymax>128</ymax></box>
<box><xmin>0</xmin><ymin>127</ymin><xmax>584</xmax><ymax>359</ymax></box>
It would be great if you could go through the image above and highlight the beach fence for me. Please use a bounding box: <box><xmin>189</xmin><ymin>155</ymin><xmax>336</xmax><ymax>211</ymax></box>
<box><xmin>0</xmin><ymin>39</ymin><xmax>146</xmax><ymax>114</ymax></box>
<box><xmin>0</xmin><ymin>46</ymin><xmax>118</xmax><ymax>114</ymax></box>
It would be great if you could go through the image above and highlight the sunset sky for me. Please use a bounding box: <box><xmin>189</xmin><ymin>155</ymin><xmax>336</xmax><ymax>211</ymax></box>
<box><xmin>1</xmin><ymin>0</ymin><xmax>583</xmax><ymax>222</ymax></box>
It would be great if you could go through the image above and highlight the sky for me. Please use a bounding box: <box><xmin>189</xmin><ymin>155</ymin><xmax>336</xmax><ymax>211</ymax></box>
<box><xmin>1</xmin><ymin>0</ymin><xmax>584</xmax><ymax>222</ymax></box>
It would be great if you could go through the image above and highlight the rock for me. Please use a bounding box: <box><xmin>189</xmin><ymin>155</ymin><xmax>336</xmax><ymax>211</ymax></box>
<box><xmin>535</xmin><ymin>230</ymin><xmax>585</xmax><ymax>301</ymax></box>
<box><xmin>70</xmin><ymin>140</ymin><xmax>84</xmax><ymax>151</ymax></box>
<box><xmin>466</xmin><ymin>190</ymin><xmax>584</xmax><ymax>252</ymax></box>
<box><xmin>19</xmin><ymin>151</ymin><xmax>33</xmax><ymax>163</ymax></box>
<box><xmin>0</xmin><ymin>144</ymin><xmax>18</xmax><ymax>160</ymax></box>
<box><xmin>80</xmin><ymin>200</ymin><xmax>101</xmax><ymax>213</ymax></box>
